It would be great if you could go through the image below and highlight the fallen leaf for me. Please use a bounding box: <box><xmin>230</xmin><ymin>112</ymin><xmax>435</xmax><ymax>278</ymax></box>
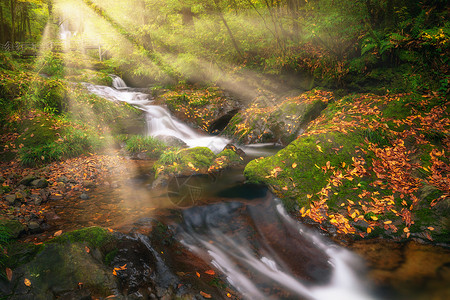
<box><xmin>205</xmin><ymin>270</ymin><xmax>215</xmax><ymax>275</ymax></box>
<box><xmin>85</xmin><ymin>246</ymin><xmax>90</xmax><ymax>253</ymax></box>
<box><xmin>200</xmin><ymin>291</ymin><xmax>212</xmax><ymax>298</ymax></box>
<box><xmin>6</xmin><ymin>268</ymin><xmax>12</xmax><ymax>281</ymax></box>
<box><xmin>196</xmin><ymin>272</ymin><xmax>200</xmax><ymax>278</ymax></box>
<box><xmin>292</xmin><ymin>163</ymin><xmax>297</xmax><ymax>168</ymax></box>
<box><xmin>24</xmin><ymin>278</ymin><xmax>31</xmax><ymax>286</ymax></box>
<box><xmin>54</xmin><ymin>230</ymin><xmax>63</xmax><ymax>237</ymax></box>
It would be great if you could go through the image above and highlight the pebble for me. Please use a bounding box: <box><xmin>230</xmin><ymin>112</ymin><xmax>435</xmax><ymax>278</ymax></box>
<box><xmin>80</xmin><ymin>193</ymin><xmax>90</xmax><ymax>200</ymax></box>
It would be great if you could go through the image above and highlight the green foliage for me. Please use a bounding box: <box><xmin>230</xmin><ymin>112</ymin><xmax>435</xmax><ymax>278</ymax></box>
<box><xmin>124</xmin><ymin>135</ymin><xmax>166</xmax><ymax>157</ymax></box>
<box><xmin>158</xmin><ymin>149</ymin><xmax>182</xmax><ymax>165</ymax></box>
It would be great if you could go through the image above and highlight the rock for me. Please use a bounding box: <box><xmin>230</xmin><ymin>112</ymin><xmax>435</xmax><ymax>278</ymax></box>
<box><xmin>57</xmin><ymin>182</ymin><xmax>66</xmax><ymax>190</ymax></box>
<box><xmin>5</xmin><ymin>194</ymin><xmax>16</xmax><ymax>205</ymax></box>
<box><xmin>20</xmin><ymin>174</ymin><xmax>37</xmax><ymax>186</ymax></box>
<box><xmin>82</xmin><ymin>180</ymin><xmax>95</xmax><ymax>188</ymax></box>
<box><xmin>0</xmin><ymin>176</ymin><xmax>5</xmax><ymax>184</ymax></box>
<box><xmin>57</xmin><ymin>176</ymin><xmax>69</xmax><ymax>183</ymax></box>
<box><xmin>209</xmin><ymin>108</ymin><xmax>240</xmax><ymax>134</ymax></box>
<box><xmin>0</xmin><ymin>218</ymin><xmax>26</xmax><ymax>238</ymax></box>
<box><xmin>27</xmin><ymin>221</ymin><xmax>42</xmax><ymax>234</ymax></box>
<box><xmin>156</xmin><ymin>135</ymin><xmax>187</xmax><ymax>148</ymax></box>
<box><xmin>31</xmin><ymin>195</ymin><xmax>43</xmax><ymax>206</ymax></box>
<box><xmin>15</xmin><ymin>192</ymin><xmax>24</xmax><ymax>201</ymax></box>
<box><xmin>80</xmin><ymin>193</ymin><xmax>90</xmax><ymax>200</ymax></box>
<box><xmin>31</xmin><ymin>178</ymin><xmax>48</xmax><ymax>189</ymax></box>
<box><xmin>9</xmin><ymin>242</ymin><xmax>118</xmax><ymax>299</ymax></box>
<box><xmin>39</xmin><ymin>189</ymin><xmax>50</xmax><ymax>201</ymax></box>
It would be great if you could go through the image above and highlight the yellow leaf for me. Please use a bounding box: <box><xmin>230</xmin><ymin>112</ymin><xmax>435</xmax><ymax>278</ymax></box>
<box><xmin>292</xmin><ymin>163</ymin><xmax>297</xmax><ymax>169</ymax></box>
<box><xmin>403</xmin><ymin>227</ymin><xmax>410</xmax><ymax>233</ymax></box>
<box><xmin>384</xmin><ymin>221</ymin><xmax>392</xmax><ymax>225</ymax></box>
<box><xmin>370</xmin><ymin>216</ymin><xmax>378</xmax><ymax>221</ymax></box>
<box><xmin>24</xmin><ymin>278</ymin><xmax>31</xmax><ymax>286</ymax></box>
<box><xmin>54</xmin><ymin>230</ymin><xmax>63</xmax><ymax>237</ymax></box>
<box><xmin>316</xmin><ymin>145</ymin><xmax>323</xmax><ymax>152</ymax></box>
<box><xmin>367</xmin><ymin>228</ymin><xmax>372</xmax><ymax>233</ymax></box>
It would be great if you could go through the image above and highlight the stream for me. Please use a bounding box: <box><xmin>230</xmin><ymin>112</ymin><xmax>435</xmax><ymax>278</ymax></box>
<box><xmin>60</xmin><ymin>77</ymin><xmax>449</xmax><ymax>300</ymax></box>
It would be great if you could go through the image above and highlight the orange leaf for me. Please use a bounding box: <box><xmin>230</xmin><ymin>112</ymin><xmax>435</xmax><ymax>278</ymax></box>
<box><xmin>113</xmin><ymin>269</ymin><xmax>117</xmax><ymax>276</ymax></box>
<box><xmin>205</xmin><ymin>270</ymin><xmax>215</xmax><ymax>275</ymax></box>
<box><xmin>196</xmin><ymin>272</ymin><xmax>200</xmax><ymax>278</ymax></box>
<box><xmin>24</xmin><ymin>278</ymin><xmax>31</xmax><ymax>286</ymax></box>
<box><xmin>200</xmin><ymin>291</ymin><xmax>212</xmax><ymax>298</ymax></box>
<box><xmin>383</xmin><ymin>221</ymin><xmax>392</xmax><ymax>225</ymax></box>
<box><xmin>292</xmin><ymin>163</ymin><xmax>297</xmax><ymax>169</ymax></box>
<box><xmin>427</xmin><ymin>227</ymin><xmax>435</xmax><ymax>231</ymax></box>
<box><xmin>85</xmin><ymin>246</ymin><xmax>90</xmax><ymax>253</ymax></box>
<box><xmin>6</xmin><ymin>268</ymin><xmax>12</xmax><ymax>281</ymax></box>
<box><xmin>54</xmin><ymin>230</ymin><xmax>63</xmax><ymax>237</ymax></box>
<box><xmin>367</xmin><ymin>228</ymin><xmax>372</xmax><ymax>233</ymax></box>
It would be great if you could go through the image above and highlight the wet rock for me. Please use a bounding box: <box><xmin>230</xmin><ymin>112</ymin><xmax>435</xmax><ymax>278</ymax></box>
<box><xmin>57</xmin><ymin>181</ymin><xmax>66</xmax><ymax>190</ymax></box>
<box><xmin>31</xmin><ymin>178</ymin><xmax>48</xmax><ymax>189</ymax></box>
<box><xmin>27</xmin><ymin>221</ymin><xmax>42</xmax><ymax>234</ymax></box>
<box><xmin>8</xmin><ymin>242</ymin><xmax>118</xmax><ymax>299</ymax></box>
<box><xmin>5</xmin><ymin>194</ymin><xmax>17</xmax><ymax>205</ymax></box>
<box><xmin>83</xmin><ymin>180</ymin><xmax>96</xmax><ymax>188</ymax></box>
<box><xmin>80</xmin><ymin>193</ymin><xmax>90</xmax><ymax>200</ymax></box>
<box><xmin>20</xmin><ymin>174</ymin><xmax>37</xmax><ymax>186</ymax></box>
<box><xmin>209</xmin><ymin>108</ymin><xmax>240</xmax><ymax>134</ymax></box>
<box><xmin>15</xmin><ymin>192</ymin><xmax>24</xmax><ymax>201</ymax></box>
<box><xmin>32</xmin><ymin>195</ymin><xmax>43</xmax><ymax>206</ymax></box>
<box><xmin>0</xmin><ymin>218</ymin><xmax>25</xmax><ymax>238</ymax></box>
<box><xmin>57</xmin><ymin>176</ymin><xmax>69</xmax><ymax>183</ymax></box>
<box><xmin>156</xmin><ymin>135</ymin><xmax>187</xmax><ymax>148</ymax></box>
<box><xmin>39</xmin><ymin>189</ymin><xmax>51</xmax><ymax>201</ymax></box>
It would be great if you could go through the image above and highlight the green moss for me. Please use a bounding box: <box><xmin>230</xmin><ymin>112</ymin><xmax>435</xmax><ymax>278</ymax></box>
<box><xmin>104</xmin><ymin>248</ymin><xmax>118</xmax><ymax>265</ymax></box>
<box><xmin>154</xmin><ymin>147</ymin><xmax>216</xmax><ymax>176</ymax></box>
<box><xmin>49</xmin><ymin>227</ymin><xmax>114</xmax><ymax>249</ymax></box>
<box><xmin>217</xmin><ymin>149</ymin><xmax>241</xmax><ymax>163</ymax></box>
<box><xmin>244</xmin><ymin>131</ymin><xmax>364</xmax><ymax>209</ymax></box>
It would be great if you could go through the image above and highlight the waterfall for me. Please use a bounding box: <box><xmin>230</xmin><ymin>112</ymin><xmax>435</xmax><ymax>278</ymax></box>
<box><xmin>83</xmin><ymin>76</ymin><xmax>230</xmax><ymax>153</ymax></box>
<box><xmin>110</xmin><ymin>74</ymin><xmax>128</xmax><ymax>89</ymax></box>
<box><xmin>177</xmin><ymin>195</ymin><xmax>376</xmax><ymax>300</ymax></box>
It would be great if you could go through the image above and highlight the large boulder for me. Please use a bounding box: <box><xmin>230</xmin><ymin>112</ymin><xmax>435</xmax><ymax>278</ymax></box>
<box><xmin>224</xmin><ymin>89</ymin><xmax>332</xmax><ymax>145</ymax></box>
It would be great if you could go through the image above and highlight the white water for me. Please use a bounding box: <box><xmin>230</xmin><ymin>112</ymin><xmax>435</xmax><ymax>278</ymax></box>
<box><xmin>83</xmin><ymin>77</ymin><xmax>230</xmax><ymax>153</ymax></box>
<box><xmin>179</xmin><ymin>198</ymin><xmax>377</xmax><ymax>300</ymax></box>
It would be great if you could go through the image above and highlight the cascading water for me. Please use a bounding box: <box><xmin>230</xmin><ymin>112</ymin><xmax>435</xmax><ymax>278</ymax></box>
<box><xmin>176</xmin><ymin>188</ymin><xmax>377</xmax><ymax>300</ymax></box>
<box><xmin>83</xmin><ymin>77</ymin><xmax>230</xmax><ymax>153</ymax></box>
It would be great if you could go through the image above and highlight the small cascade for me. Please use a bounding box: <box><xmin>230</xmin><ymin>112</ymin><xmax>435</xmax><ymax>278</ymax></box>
<box><xmin>177</xmin><ymin>192</ymin><xmax>376</xmax><ymax>300</ymax></box>
<box><xmin>83</xmin><ymin>76</ymin><xmax>230</xmax><ymax>153</ymax></box>
<box><xmin>110</xmin><ymin>74</ymin><xmax>128</xmax><ymax>89</ymax></box>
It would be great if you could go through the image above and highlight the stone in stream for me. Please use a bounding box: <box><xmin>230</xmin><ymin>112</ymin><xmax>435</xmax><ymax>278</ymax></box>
<box><xmin>5</xmin><ymin>194</ymin><xmax>17</xmax><ymax>205</ymax></box>
<box><xmin>19</xmin><ymin>174</ymin><xmax>37</xmax><ymax>186</ymax></box>
<box><xmin>80</xmin><ymin>193</ymin><xmax>90</xmax><ymax>200</ymax></box>
<box><xmin>31</xmin><ymin>178</ymin><xmax>48</xmax><ymax>189</ymax></box>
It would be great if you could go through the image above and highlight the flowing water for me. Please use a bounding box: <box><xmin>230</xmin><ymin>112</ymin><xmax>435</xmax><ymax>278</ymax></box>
<box><xmin>78</xmin><ymin>77</ymin><xmax>381</xmax><ymax>299</ymax></box>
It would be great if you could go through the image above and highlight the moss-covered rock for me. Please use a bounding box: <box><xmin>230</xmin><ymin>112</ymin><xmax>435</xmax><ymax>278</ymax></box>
<box><xmin>159</xmin><ymin>85</ymin><xmax>240</xmax><ymax>132</ymax></box>
<box><xmin>244</xmin><ymin>92</ymin><xmax>450</xmax><ymax>242</ymax></box>
<box><xmin>154</xmin><ymin>147</ymin><xmax>216</xmax><ymax>177</ymax></box>
<box><xmin>3</xmin><ymin>227</ymin><xmax>118</xmax><ymax>299</ymax></box>
<box><xmin>224</xmin><ymin>89</ymin><xmax>332</xmax><ymax>145</ymax></box>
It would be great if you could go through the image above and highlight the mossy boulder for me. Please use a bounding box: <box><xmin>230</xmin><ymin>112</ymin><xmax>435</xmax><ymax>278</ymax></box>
<box><xmin>154</xmin><ymin>145</ymin><xmax>245</xmax><ymax>180</ymax></box>
<box><xmin>160</xmin><ymin>85</ymin><xmax>240</xmax><ymax>132</ymax></box>
<box><xmin>3</xmin><ymin>227</ymin><xmax>118</xmax><ymax>299</ymax></box>
<box><xmin>244</xmin><ymin>92</ymin><xmax>449</xmax><ymax>242</ymax></box>
<box><xmin>154</xmin><ymin>147</ymin><xmax>216</xmax><ymax>177</ymax></box>
<box><xmin>224</xmin><ymin>89</ymin><xmax>332</xmax><ymax>145</ymax></box>
<box><xmin>0</xmin><ymin>218</ymin><xmax>26</xmax><ymax>239</ymax></box>
<box><xmin>244</xmin><ymin>132</ymin><xmax>363</xmax><ymax>210</ymax></box>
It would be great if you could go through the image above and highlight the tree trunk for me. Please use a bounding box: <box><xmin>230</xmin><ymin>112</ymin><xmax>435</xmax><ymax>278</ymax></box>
<box><xmin>0</xmin><ymin>2</ymin><xmax>4</xmax><ymax>43</ymax></box>
<box><xmin>180</xmin><ymin>7</ymin><xmax>194</xmax><ymax>26</ymax></box>
<box><xmin>10</xmin><ymin>0</ymin><xmax>15</xmax><ymax>43</ymax></box>
<box><xmin>212</xmin><ymin>0</ymin><xmax>243</xmax><ymax>59</ymax></box>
